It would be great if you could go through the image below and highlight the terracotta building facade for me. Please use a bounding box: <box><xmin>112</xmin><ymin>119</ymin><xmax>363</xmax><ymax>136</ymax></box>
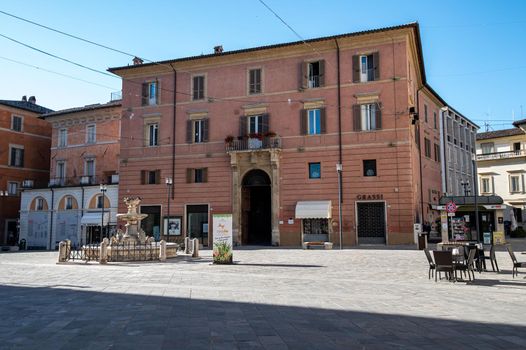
<box><xmin>19</xmin><ymin>101</ymin><xmax>121</xmax><ymax>249</ymax></box>
<box><xmin>110</xmin><ymin>23</ymin><xmax>457</xmax><ymax>246</ymax></box>
<box><xmin>0</xmin><ymin>97</ymin><xmax>52</xmax><ymax>246</ymax></box>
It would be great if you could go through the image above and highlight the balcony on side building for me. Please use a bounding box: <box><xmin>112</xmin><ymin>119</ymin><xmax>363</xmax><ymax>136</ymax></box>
<box><xmin>48</xmin><ymin>174</ymin><xmax>119</xmax><ymax>188</ymax></box>
<box><xmin>225</xmin><ymin>135</ymin><xmax>281</xmax><ymax>152</ymax></box>
<box><xmin>476</xmin><ymin>149</ymin><xmax>526</xmax><ymax>161</ymax></box>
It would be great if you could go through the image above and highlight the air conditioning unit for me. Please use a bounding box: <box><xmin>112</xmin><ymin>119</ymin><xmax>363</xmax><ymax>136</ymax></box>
<box><xmin>22</xmin><ymin>180</ymin><xmax>34</xmax><ymax>188</ymax></box>
<box><xmin>80</xmin><ymin>176</ymin><xmax>91</xmax><ymax>185</ymax></box>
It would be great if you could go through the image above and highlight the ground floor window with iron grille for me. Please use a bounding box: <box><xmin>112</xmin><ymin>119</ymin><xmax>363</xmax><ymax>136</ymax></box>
<box><xmin>303</xmin><ymin>219</ymin><xmax>329</xmax><ymax>235</ymax></box>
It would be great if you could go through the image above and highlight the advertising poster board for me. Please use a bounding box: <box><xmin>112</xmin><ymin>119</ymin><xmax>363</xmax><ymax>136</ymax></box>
<box><xmin>212</xmin><ymin>214</ymin><xmax>233</xmax><ymax>264</ymax></box>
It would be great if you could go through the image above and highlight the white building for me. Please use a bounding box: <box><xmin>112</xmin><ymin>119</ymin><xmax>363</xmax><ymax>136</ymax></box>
<box><xmin>439</xmin><ymin>106</ymin><xmax>479</xmax><ymax>196</ymax></box>
<box><xmin>476</xmin><ymin>119</ymin><xmax>526</xmax><ymax>231</ymax></box>
<box><xmin>19</xmin><ymin>184</ymin><xmax>118</xmax><ymax>249</ymax></box>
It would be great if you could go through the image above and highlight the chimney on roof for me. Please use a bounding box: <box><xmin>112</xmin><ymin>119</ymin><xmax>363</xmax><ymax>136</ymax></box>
<box><xmin>21</xmin><ymin>95</ymin><xmax>27</xmax><ymax>102</ymax></box>
<box><xmin>28</xmin><ymin>96</ymin><xmax>36</xmax><ymax>104</ymax></box>
<box><xmin>132</xmin><ymin>56</ymin><xmax>144</xmax><ymax>65</ymax></box>
<box><xmin>214</xmin><ymin>45</ymin><xmax>223</xmax><ymax>54</ymax></box>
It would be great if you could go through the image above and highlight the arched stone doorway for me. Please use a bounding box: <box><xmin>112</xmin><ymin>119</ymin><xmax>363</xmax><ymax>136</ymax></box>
<box><xmin>241</xmin><ymin>169</ymin><xmax>272</xmax><ymax>245</ymax></box>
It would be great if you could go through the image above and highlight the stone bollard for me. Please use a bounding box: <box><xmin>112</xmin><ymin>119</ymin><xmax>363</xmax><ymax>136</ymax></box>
<box><xmin>192</xmin><ymin>238</ymin><xmax>199</xmax><ymax>258</ymax></box>
<box><xmin>99</xmin><ymin>238</ymin><xmax>109</xmax><ymax>264</ymax></box>
<box><xmin>57</xmin><ymin>241</ymin><xmax>67</xmax><ymax>263</ymax></box>
<box><xmin>184</xmin><ymin>237</ymin><xmax>191</xmax><ymax>254</ymax></box>
<box><xmin>159</xmin><ymin>240</ymin><xmax>167</xmax><ymax>262</ymax></box>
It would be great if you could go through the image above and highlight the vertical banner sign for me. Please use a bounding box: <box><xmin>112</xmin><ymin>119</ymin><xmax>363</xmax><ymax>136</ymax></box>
<box><xmin>212</xmin><ymin>214</ymin><xmax>233</xmax><ymax>264</ymax></box>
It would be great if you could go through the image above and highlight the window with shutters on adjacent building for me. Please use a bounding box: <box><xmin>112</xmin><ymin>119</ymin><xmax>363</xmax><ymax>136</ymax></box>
<box><xmin>192</xmin><ymin>75</ymin><xmax>205</xmax><ymax>100</ymax></box>
<box><xmin>434</xmin><ymin>143</ymin><xmax>440</xmax><ymax>162</ymax></box>
<box><xmin>141</xmin><ymin>170</ymin><xmax>160</xmax><ymax>185</ymax></box>
<box><xmin>147</xmin><ymin>123</ymin><xmax>159</xmax><ymax>146</ymax></box>
<box><xmin>186</xmin><ymin>168</ymin><xmax>208</xmax><ymax>183</ymax></box>
<box><xmin>141</xmin><ymin>81</ymin><xmax>158</xmax><ymax>106</ymax></box>
<box><xmin>11</xmin><ymin>115</ymin><xmax>22</xmax><ymax>132</ymax></box>
<box><xmin>301</xmin><ymin>61</ymin><xmax>325</xmax><ymax>89</ymax></box>
<box><xmin>353</xmin><ymin>53</ymin><xmax>379</xmax><ymax>83</ymax></box>
<box><xmin>248</xmin><ymin>68</ymin><xmax>262</xmax><ymax>94</ymax></box>
<box><xmin>424</xmin><ymin>138</ymin><xmax>431</xmax><ymax>158</ymax></box>
<box><xmin>85</xmin><ymin>159</ymin><xmax>95</xmax><ymax>177</ymax></box>
<box><xmin>9</xmin><ymin>146</ymin><xmax>24</xmax><ymax>167</ymax></box>
<box><xmin>86</xmin><ymin>124</ymin><xmax>96</xmax><ymax>144</ymax></box>
<box><xmin>238</xmin><ymin>114</ymin><xmax>269</xmax><ymax>138</ymax></box>
<box><xmin>510</xmin><ymin>175</ymin><xmax>521</xmax><ymax>193</ymax></box>
<box><xmin>186</xmin><ymin>118</ymin><xmax>209</xmax><ymax>143</ymax></box>
<box><xmin>300</xmin><ymin>109</ymin><xmax>325</xmax><ymax>135</ymax></box>
<box><xmin>481</xmin><ymin>177</ymin><xmax>491</xmax><ymax>194</ymax></box>
<box><xmin>59</xmin><ymin>128</ymin><xmax>67</xmax><ymax>147</ymax></box>
<box><xmin>353</xmin><ymin>103</ymin><xmax>381</xmax><ymax>131</ymax></box>
<box><xmin>7</xmin><ymin>182</ymin><xmax>18</xmax><ymax>196</ymax></box>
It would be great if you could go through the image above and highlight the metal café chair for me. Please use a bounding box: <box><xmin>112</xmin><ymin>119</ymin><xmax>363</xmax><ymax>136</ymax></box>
<box><xmin>424</xmin><ymin>249</ymin><xmax>435</xmax><ymax>280</ymax></box>
<box><xmin>482</xmin><ymin>244</ymin><xmax>499</xmax><ymax>272</ymax></box>
<box><xmin>433</xmin><ymin>250</ymin><xmax>455</xmax><ymax>282</ymax></box>
<box><xmin>506</xmin><ymin>245</ymin><xmax>526</xmax><ymax>278</ymax></box>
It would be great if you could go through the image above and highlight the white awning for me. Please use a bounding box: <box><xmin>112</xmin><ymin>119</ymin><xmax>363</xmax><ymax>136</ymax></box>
<box><xmin>295</xmin><ymin>201</ymin><xmax>332</xmax><ymax>219</ymax></box>
<box><xmin>81</xmin><ymin>212</ymin><xmax>110</xmax><ymax>226</ymax></box>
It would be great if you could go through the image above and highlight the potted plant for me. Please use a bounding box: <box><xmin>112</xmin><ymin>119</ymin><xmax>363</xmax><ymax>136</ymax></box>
<box><xmin>265</xmin><ymin>131</ymin><xmax>277</xmax><ymax>138</ymax></box>
<box><xmin>213</xmin><ymin>241</ymin><xmax>233</xmax><ymax>264</ymax></box>
<box><xmin>224</xmin><ymin>135</ymin><xmax>234</xmax><ymax>143</ymax></box>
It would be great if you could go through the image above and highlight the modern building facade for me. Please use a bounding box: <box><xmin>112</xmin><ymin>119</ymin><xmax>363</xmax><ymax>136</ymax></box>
<box><xmin>476</xmin><ymin>120</ymin><xmax>526</xmax><ymax>231</ymax></box>
<box><xmin>0</xmin><ymin>96</ymin><xmax>53</xmax><ymax>246</ymax></box>
<box><xmin>109</xmin><ymin>23</ymin><xmax>461</xmax><ymax>246</ymax></box>
<box><xmin>19</xmin><ymin>101</ymin><xmax>121</xmax><ymax>249</ymax></box>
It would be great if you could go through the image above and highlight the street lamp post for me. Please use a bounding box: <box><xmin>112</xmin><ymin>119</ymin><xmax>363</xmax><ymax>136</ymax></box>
<box><xmin>336</xmin><ymin>163</ymin><xmax>343</xmax><ymax>250</ymax></box>
<box><xmin>165</xmin><ymin>177</ymin><xmax>173</xmax><ymax>236</ymax></box>
<box><xmin>460</xmin><ymin>181</ymin><xmax>471</xmax><ymax>197</ymax></box>
<box><xmin>100</xmin><ymin>183</ymin><xmax>107</xmax><ymax>240</ymax></box>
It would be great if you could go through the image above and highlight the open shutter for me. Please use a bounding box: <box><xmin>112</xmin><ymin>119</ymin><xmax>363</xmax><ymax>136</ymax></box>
<box><xmin>301</xmin><ymin>61</ymin><xmax>308</xmax><ymax>89</ymax></box>
<box><xmin>509</xmin><ymin>175</ymin><xmax>512</xmax><ymax>193</ymax></box>
<box><xmin>522</xmin><ymin>174</ymin><xmax>525</xmax><ymax>194</ymax></box>
<box><xmin>141</xmin><ymin>83</ymin><xmax>148</xmax><ymax>105</ymax></box>
<box><xmin>155</xmin><ymin>170</ymin><xmax>161</xmax><ymax>184</ymax></box>
<box><xmin>155</xmin><ymin>80</ymin><xmax>160</xmax><ymax>104</ymax></box>
<box><xmin>352</xmin><ymin>55</ymin><xmax>360</xmax><ymax>83</ymax></box>
<box><xmin>202</xmin><ymin>119</ymin><xmax>209</xmax><ymax>142</ymax></box>
<box><xmin>318</xmin><ymin>60</ymin><xmax>325</xmax><ymax>87</ymax></box>
<box><xmin>375</xmin><ymin>103</ymin><xmax>382</xmax><ymax>130</ymax></box>
<box><xmin>320</xmin><ymin>108</ymin><xmax>326</xmax><ymax>134</ymax></box>
<box><xmin>300</xmin><ymin>109</ymin><xmax>307</xmax><ymax>135</ymax></box>
<box><xmin>353</xmin><ymin>104</ymin><xmax>361</xmax><ymax>131</ymax></box>
<box><xmin>186</xmin><ymin>169</ymin><xmax>193</xmax><ymax>183</ymax></box>
<box><xmin>261</xmin><ymin>114</ymin><xmax>269</xmax><ymax>134</ymax></box>
<box><xmin>239</xmin><ymin>116</ymin><xmax>247</xmax><ymax>137</ymax></box>
<box><xmin>373</xmin><ymin>52</ymin><xmax>380</xmax><ymax>80</ymax></box>
<box><xmin>140</xmin><ymin>170</ymin><xmax>146</xmax><ymax>185</ymax></box>
<box><xmin>491</xmin><ymin>176</ymin><xmax>495</xmax><ymax>195</ymax></box>
<box><xmin>186</xmin><ymin>120</ymin><xmax>193</xmax><ymax>143</ymax></box>
<box><xmin>203</xmin><ymin>168</ymin><xmax>208</xmax><ymax>183</ymax></box>
<box><xmin>20</xmin><ymin>149</ymin><xmax>24</xmax><ymax>167</ymax></box>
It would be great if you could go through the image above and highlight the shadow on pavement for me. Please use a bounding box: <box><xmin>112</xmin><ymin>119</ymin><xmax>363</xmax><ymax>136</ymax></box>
<box><xmin>0</xmin><ymin>284</ymin><xmax>525</xmax><ymax>349</ymax></box>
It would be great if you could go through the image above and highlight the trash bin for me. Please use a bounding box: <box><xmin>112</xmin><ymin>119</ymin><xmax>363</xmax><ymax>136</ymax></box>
<box><xmin>18</xmin><ymin>239</ymin><xmax>26</xmax><ymax>250</ymax></box>
<box><xmin>417</xmin><ymin>233</ymin><xmax>427</xmax><ymax>250</ymax></box>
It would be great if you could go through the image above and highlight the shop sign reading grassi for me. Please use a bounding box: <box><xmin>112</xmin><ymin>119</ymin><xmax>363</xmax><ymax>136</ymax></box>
<box><xmin>356</xmin><ymin>194</ymin><xmax>384</xmax><ymax>200</ymax></box>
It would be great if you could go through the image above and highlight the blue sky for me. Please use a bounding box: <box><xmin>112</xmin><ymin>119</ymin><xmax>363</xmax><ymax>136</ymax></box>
<box><xmin>0</xmin><ymin>0</ymin><xmax>525</xmax><ymax>131</ymax></box>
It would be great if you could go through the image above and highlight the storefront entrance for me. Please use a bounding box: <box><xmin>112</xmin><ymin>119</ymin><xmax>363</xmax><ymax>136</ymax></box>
<box><xmin>186</xmin><ymin>205</ymin><xmax>209</xmax><ymax>246</ymax></box>
<box><xmin>85</xmin><ymin>226</ymin><xmax>102</xmax><ymax>244</ymax></box>
<box><xmin>242</xmin><ymin>170</ymin><xmax>271</xmax><ymax>245</ymax></box>
<box><xmin>356</xmin><ymin>202</ymin><xmax>386</xmax><ymax>244</ymax></box>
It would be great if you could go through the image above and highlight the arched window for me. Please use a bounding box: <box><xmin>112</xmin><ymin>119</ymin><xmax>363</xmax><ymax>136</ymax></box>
<box><xmin>30</xmin><ymin>196</ymin><xmax>48</xmax><ymax>211</ymax></box>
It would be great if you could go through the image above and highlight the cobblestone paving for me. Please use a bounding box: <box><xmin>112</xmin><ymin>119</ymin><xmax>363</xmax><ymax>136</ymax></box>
<box><xmin>0</xmin><ymin>245</ymin><xmax>526</xmax><ymax>349</ymax></box>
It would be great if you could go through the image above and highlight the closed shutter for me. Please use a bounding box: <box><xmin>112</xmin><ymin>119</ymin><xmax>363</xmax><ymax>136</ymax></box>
<box><xmin>318</xmin><ymin>60</ymin><xmax>325</xmax><ymax>87</ymax></box>
<box><xmin>239</xmin><ymin>116</ymin><xmax>247</xmax><ymax>137</ymax></box>
<box><xmin>353</xmin><ymin>104</ymin><xmax>361</xmax><ymax>131</ymax></box>
<box><xmin>509</xmin><ymin>175</ymin><xmax>512</xmax><ymax>193</ymax></box>
<box><xmin>203</xmin><ymin>168</ymin><xmax>208</xmax><ymax>183</ymax></box>
<box><xmin>301</xmin><ymin>61</ymin><xmax>308</xmax><ymax>89</ymax></box>
<box><xmin>202</xmin><ymin>119</ymin><xmax>209</xmax><ymax>142</ymax></box>
<box><xmin>192</xmin><ymin>77</ymin><xmax>198</xmax><ymax>100</ymax></box>
<box><xmin>375</xmin><ymin>103</ymin><xmax>382</xmax><ymax>130</ymax></box>
<box><xmin>155</xmin><ymin>170</ymin><xmax>161</xmax><ymax>184</ymax></box>
<box><xmin>373</xmin><ymin>52</ymin><xmax>380</xmax><ymax>80</ymax></box>
<box><xmin>300</xmin><ymin>109</ymin><xmax>307</xmax><ymax>135</ymax></box>
<box><xmin>261</xmin><ymin>114</ymin><xmax>269</xmax><ymax>134</ymax></box>
<box><xmin>491</xmin><ymin>176</ymin><xmax>495</xmax><ymax>195</ymax></box>
<box><xmin>352</xmin><ymin>55</ymin><xmax>360</xmax><ymax>83</ymax></box>
<box><xmin>522</xmin><ymin>174</ymin><xmax>525</xmax><ymax>193</ymax></box>
<box><xmin>186</xmin><ymin>120</ymin><xmax>193</xmax><ymax>143</ymax></box>
<box><xmin>141</xmin><ymin>83</ymin><xmax>148</xmax><ymax>105</ymax></box>
<box><xmin>140</xmin><ymin>170</ymin><xmax>146</xmax><ymax>185</ymax></box>
<box><xmin>19</xmin><ymin>149</ymin><xmax>24</xmax><ymax>167</ymax></box>
<box><xmin>320</xmin><ymin>108</ymin><xmax>326</xmax><ymax>134</ymax></box>
<box><xmin>186</xmin><ymin>169</ymin><xmax>193</xmax><ymax>183</ymax></box>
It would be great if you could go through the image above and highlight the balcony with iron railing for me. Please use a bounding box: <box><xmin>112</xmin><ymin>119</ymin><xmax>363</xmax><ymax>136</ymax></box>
<box><xmin>225</xmin><ymin>135</ymin><xmax>281</xmax><ymax>152</ymax></box>
<box><xmin>48</xmin><ymin>174</ymin><xmax>119</xmax><ymax>188</ymax></box>
<box><xmin>476</xmin><ymin>149</ymin><xmax>526</xmax><ymax>161</ymax></box>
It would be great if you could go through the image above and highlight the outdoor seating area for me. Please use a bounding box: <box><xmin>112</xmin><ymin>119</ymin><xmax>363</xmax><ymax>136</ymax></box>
<box><xmin>426</xmin><ymin>243</ymin><xmax>524</xmax><ymax>282</ymax></box>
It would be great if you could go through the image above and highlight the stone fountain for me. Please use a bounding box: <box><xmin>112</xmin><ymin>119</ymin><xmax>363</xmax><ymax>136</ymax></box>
<box><xmin>115</xmin><ymin>197</ymin><xmax>149</xmax><ymax>244</ymax></box>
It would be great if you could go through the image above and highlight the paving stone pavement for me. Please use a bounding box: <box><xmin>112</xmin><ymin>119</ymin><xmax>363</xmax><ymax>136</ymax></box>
<box><xmin>0</xmin><ymin>245</ymin><xmax>526</xmax><ymax>349</ymax></box>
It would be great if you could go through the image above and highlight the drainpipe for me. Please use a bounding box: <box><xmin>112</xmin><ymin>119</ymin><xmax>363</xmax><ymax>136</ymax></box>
<box><xmin>334</xmin><ymin>39</ymin><xmax>343</xmax><ymax>249</ymax></box>
<box><xmin>81</xmin><ymin>185</ymin><xmax>85</xmax><ymax>243</ymax></box>
<box><xmin>49</xmin><ymin>187</ymin><xmax>54</xmax><ymax>250</ymax></box>
<box><xmin>170</xmin><ymin>65</ymin><xmax>177</xmax><ymax>200</ymax></box>
<box><xmin>416</xmin><ymin>87</ymin><xmax>424</xmax><ymax>225</ymax></box>
<box><xmin>439</xmin><ymin>107</ymin><xmax>448</xmax><ymax>195</ymax></box>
